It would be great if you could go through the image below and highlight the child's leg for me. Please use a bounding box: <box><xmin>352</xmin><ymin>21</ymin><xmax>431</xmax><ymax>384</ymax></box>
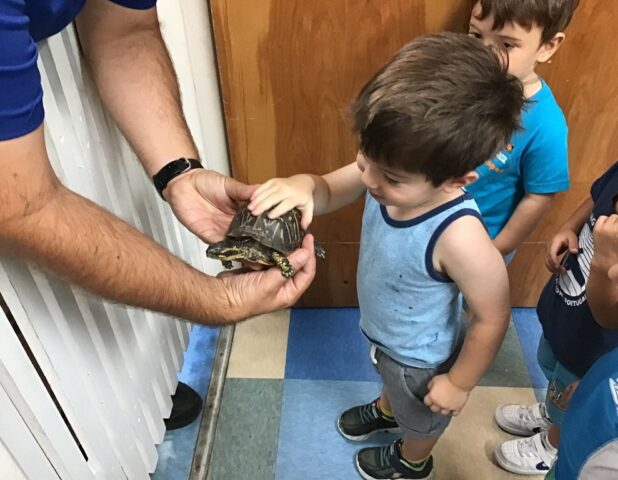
<box><xmin>336</xmin><ymin>344</ymin><xmax>400</xmax><ymax>441</ymax></box>
<box><xmin>537</xmin><ymin>335</ymin><xmax>559</xmax><ymax>382</ymax></box>
<box><xmin>544</xmin><ymin>366</ymin><xmax>579</xmax><ymax>447</ymax></box>
<box><xmin>401</xmin><ymin>434</ymin><xmax>439</xmax><ymax>463</ymax></box>
<box><xmin>378</xmin><ymin>387</ymin><xmax>393</xmax><ymax>416</ymax></box>
<box><xmin>545</xmin><ymin>379</ymin><xmax>579</xmax><ymax>449</ymax></box>
<box><xmin>355</xmin><ymin>351</ymin><xmax>452</xmax><ymax>479</ymax></box>
<box><xmin>495</xmin><ymin>340</ymin><xmax>579</xmax><ymax>475</ymax></box>
<box><xmin>547</xmin><ymin>425</ymin><xmax>561</xmax><ymax>448</ymax></box>
<box><xmin>495</xmin><ymin>335</ymin><xmax>556</xmax><ymax>436</ymax></box>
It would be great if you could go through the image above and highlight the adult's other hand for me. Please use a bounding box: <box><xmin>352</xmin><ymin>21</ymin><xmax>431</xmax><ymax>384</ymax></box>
<box><xmin>217</xmin><ymin>234</ymin><xmax>317</xmax><ymax>322</ymax></box>
<box><xmin>165</xmin><ymin>169</ymin><xmax>256</xmax><ymax>244</ymax></box>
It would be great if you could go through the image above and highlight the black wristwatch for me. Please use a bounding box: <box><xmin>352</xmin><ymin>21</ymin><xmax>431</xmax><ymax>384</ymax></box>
<box><xmin>153</xmin><ymin>158</ymin><xmax>203</xmax><ymax>200</ymax></box>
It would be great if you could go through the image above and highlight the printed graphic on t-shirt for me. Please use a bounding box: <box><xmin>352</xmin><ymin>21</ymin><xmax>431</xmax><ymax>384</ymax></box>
<box><xmin>555</xmin><ymin>219</ymin><xmax>594</xmax><ymax>306</ymax></box>
<box><xmin>483</xmin><ymin>144</ymin><xmax>514</xmax><ymax>174</ymax></box>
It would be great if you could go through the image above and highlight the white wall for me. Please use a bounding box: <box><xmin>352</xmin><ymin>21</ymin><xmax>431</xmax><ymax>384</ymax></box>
<box><xmin>0</xmin><ymin>439</ymin><xmax>28</xmax><ymax>480</ymax></box>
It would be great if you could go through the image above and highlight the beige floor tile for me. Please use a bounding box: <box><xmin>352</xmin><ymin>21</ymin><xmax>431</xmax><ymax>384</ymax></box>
<box><xmin>226</xmin><ymin>309</ymin><xmax>290</xmax><ymax>379</ymax></box>
<box><xmin>434</xmin><ymin>386</ymin><xmax>544</xmax><ymax>480</ymax></box>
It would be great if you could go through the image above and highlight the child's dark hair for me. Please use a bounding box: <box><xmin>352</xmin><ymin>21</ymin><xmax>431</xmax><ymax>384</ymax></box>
<box><xmin>352</xmin><ymin>32</ymin><xmax>525</xmax><ymax>186</ymax></box>
<box><xmin>474</xmin><ymin>0</ymin><xmax>579</xmax><ymax>44</ymax></box>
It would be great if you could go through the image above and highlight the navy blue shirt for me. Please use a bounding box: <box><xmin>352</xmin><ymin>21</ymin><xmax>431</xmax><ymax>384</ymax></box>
<box><xmin>538</xmin><ymin>161</ymin><xmax>618</xmax><ymax>377</ymax></box>
<box><xmin>0</xmin><ymin>0</ymin><xmax>156</xmax><ymax>141</ymax></box>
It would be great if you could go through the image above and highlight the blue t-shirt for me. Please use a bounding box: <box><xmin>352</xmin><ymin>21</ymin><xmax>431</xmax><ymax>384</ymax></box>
<box><xmin>466</xmin><ymin>80</ymin><xmax>570</xmax><ymax>239</ymax></box>
<box><xmin>0</xmin><ymin>0</ymin><xmax>156</xmax><ymax>141</ymax></box>
<box><xmin>538</xmin><ymin>161</ymin><xmax>618</xmax><ymax>378</ymax></box>
<box><xmin>553</xmin><ymin>348</ymin><xmax>618</xmax><ymax>479</ymax></box>
<box><xmin>358</xmin><ymin>192</ymin><xmax>482</xmax><ymax>368</ymax></box>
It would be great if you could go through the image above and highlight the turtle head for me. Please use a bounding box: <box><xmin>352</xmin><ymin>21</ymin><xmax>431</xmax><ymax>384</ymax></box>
<box><xmin>206</xmin><ymin>237</ymin><xmax>273</xmax><ymax>271</ymax></box>
<box><xmin>206</xmin><ymin>240</ymin><xmax>245</xmax><ymax>262</ymax></box>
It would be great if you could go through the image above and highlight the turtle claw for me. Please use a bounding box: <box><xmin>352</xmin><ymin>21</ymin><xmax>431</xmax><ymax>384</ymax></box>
<box><xmin>281</xmin><ymin>268</ymin><xmax>295</xmax><ymax>278</ymax></box>
<box><xmin>271</xmin><ymin>251</ymin><xmax>295</xmax><ymax>277</ymax></box>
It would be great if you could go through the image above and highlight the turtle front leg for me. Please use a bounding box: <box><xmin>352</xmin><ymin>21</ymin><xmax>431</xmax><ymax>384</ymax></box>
<box><xmin>222</xmin><ymin>260</ymin><xmax>233</xmax><ymax>269</ymax></box>
<box><xmin>271</xmin><ymin>251</ymin><xmax>295</xmax><ymax>278</ymax></box>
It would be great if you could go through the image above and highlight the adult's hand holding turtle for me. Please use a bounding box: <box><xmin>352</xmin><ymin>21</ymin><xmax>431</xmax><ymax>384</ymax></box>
<box><xmin>217</xmin><ymin>234</ymin><xmax>317</xmax><ymax>322</ymax></box>
<box><xmin>164</xmin><ymin>169</ymin><xmax>257</xmax><ymax>244</ymax></box>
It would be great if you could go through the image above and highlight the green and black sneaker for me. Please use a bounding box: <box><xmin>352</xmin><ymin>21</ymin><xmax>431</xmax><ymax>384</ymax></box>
<box><xmin>355</xmin><ymin>439</ymin><xmax>434</xmax><ymax>480</ymax></box>
<box><xmin>337</xmin><ymin>398</ymin><xmax>401</xmax><ymax>441</ymax></box>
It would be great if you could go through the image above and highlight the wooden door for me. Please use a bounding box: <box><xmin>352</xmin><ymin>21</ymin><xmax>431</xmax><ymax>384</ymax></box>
<box><xmin>210</xmin><ymin>0</ymin><xmax>618</xmax><ymax>307</ymax></box>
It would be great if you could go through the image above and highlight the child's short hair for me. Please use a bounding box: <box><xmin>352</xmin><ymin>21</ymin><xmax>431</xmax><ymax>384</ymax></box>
<box><xmin>352</xmin><ymin>32</ymin><xmax>525</xmax><ymax>186</ymax></box>
<box><xmin>474</xmin><ymin>0</ymin><xmax>579</xmax><ymax>44</ymax></box>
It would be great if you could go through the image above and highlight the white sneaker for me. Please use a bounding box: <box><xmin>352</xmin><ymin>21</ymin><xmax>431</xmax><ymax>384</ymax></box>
<box><xmin>495</xmin><ymin>402</ymin><xmax>552</xmax><ymax>436</ymax></box>
<box><xmin>495</xmin><ymin>431</ymin><xmax>557</xmax><ymax>475</ymax></box>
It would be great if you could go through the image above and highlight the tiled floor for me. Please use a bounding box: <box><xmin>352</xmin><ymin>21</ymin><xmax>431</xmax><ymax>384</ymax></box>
<box><xmin>207</xmin><ymin>307</ymin><xmax>548</xmax><ymax>480</ymax></box>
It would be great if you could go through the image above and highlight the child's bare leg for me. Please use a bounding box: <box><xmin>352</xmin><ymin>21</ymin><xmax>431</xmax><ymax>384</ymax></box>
<box><xmin>547</xmin><ymin>424</ymin><xmax>560</xmax><ymax>448</ymax></box>
<box><xmin>401</xmin><ymin>434</ymin><xmax>439</xmax><ymax>463</ymax></box>
<box><xmin>378</xmin><ymin>387</ymin><xmax>393</xmax><ymax>415</ymax></box>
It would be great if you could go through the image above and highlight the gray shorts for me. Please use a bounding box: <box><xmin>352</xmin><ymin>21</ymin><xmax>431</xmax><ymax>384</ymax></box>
<box><xmin>371</xmin><ymin>345</ymin><xmax>460</xmax><ymax>439</ymax></box>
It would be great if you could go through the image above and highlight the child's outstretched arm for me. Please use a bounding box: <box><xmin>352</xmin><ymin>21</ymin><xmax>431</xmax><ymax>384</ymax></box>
<box><xmin>588</xmin><ymin>214</ymin><xmax>618</xmax><ymax>329</ymax></box>
<box><xmin>494</xmin><ymin>193</ymin><xmax>554</xmax><ymax>256</ymax></box>
<box><xmin>248</xmin><ymin>159</ymin><xmax>365</xmax><ymax>229</ymax></box>
<box><xmin>545</xmin><ymin>196</ymin><xmax>594</xmax><ymax>273</ymax></box>
<box><xmin>424</xmin><ymin>215</ymin><xmax>511</xmax><ymax>416</ymax></box>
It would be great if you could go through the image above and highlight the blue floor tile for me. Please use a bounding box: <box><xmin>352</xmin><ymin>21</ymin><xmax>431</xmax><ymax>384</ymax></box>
<box><xmin>276</xmin><ymin>379</ymin><xmax>397</xmax><ymax>480</ymax></box>
<box><xmin>512</xmin><ymin>308</ymin><xmax>548</xmax><ymax>389</ymax></box>
<box><xmin>152</xmin><ymin>325</ymin><xmax>220</xmax><ymax>480</ymax></box>
<box><xmin>285</xmin><ymin>308</ymin><xmax>381</xmax><ymax>382</ymax></box>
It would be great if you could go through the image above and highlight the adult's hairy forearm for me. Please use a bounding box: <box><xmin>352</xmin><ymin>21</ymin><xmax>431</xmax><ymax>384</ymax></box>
<box><xmin>77</xmin><ymin>4</ymin><xmax>197</xmax><ymax>176</ymax></box>
<box><xmin>0</xmin><ymin>186</ymin><xmax>231</xmax><ymax>325</ymax></box>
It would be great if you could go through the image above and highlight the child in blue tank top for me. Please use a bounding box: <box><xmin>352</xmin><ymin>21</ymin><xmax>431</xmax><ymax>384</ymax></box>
<box><xmin>248</xmin><ymin>33</ymin><xmax>525</xmax><ymax>480</ymax></box>
<box><xmin>466</xmin><ymin>0</ymin><xmax>578</xmax><ymax>258</ymax></box>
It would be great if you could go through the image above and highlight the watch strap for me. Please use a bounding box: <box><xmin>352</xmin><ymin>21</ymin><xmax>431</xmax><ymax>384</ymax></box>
<box><xmin>153</xmin><ymin>158</ymin><xmax>203</xmax><ymax>200</ymax></box>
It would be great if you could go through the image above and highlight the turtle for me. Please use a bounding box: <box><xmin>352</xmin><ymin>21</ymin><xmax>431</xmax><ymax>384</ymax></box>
<box><xmin>206</xmin><ymin>204</ymin><xmax>326</xmax><ymax>278</ymax></box>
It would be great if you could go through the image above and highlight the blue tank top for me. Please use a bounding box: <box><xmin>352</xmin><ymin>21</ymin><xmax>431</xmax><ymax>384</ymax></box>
<box><xmin>358</xmin><ymin>192</ymin><xmax>483</xmax><ymax>368</ymax></box>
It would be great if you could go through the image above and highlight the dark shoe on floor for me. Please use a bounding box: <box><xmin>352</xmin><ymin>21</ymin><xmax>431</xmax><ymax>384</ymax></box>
<box><xmin>355</xmin><ymin>440</ymin><xmax>434</xmax><ymax>480</ymax></box>
<box><xmin>164</xmin><ymin>381</ymin><xmax>203</xmax><ymax>430</ymax></box>
<box><xmin>337</xmin><ymin>398</ymin><xmax>402</xmax><ymax>441</ymax></box>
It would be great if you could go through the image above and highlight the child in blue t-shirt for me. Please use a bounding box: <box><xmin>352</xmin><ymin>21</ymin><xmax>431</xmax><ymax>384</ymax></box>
<box><xmin>247</xmin><ymin>33</ymin><xmax>525</xmax><ymax>480</ymax></box>
<box><xmin>494</xmin><ymin>162</ymin><xmax>618</xmax><ymax>476</ymax></box>
<box><xmin>466</xmin><ymin>0</ymin><xmax>579</xmax><ymax>259</ymax></box>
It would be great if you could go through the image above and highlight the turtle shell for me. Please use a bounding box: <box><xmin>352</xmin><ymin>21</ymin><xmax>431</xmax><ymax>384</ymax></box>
<box><xmin>226</xmin><ymin>204</ymin><xmax>304</xmax><ymax>254</ymax></box>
